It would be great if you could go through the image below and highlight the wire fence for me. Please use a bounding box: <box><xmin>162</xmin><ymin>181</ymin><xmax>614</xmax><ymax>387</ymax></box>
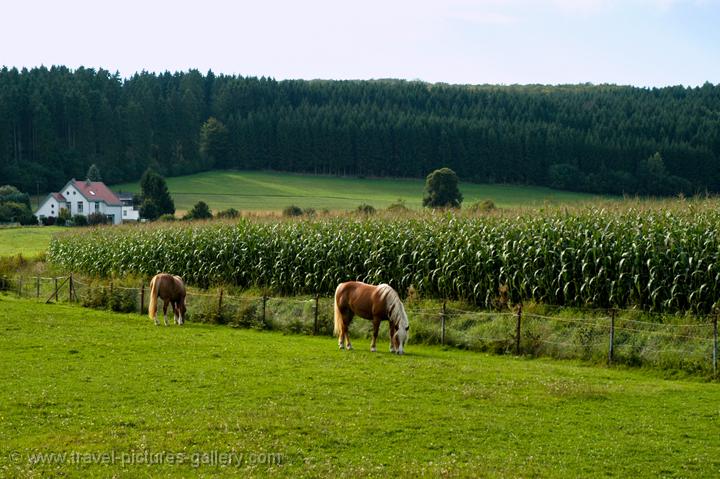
<box><xmin>1</xmin><ymin>273</ymin><xmax>717</xmax><ymax>375</ymax></box>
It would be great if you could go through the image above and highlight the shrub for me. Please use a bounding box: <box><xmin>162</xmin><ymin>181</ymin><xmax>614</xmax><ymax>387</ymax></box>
<box><xmin>387</xmin><ymin>199</ymin><xmax>410</xmax><ymax>213</ymax></box>
<box><xmin>468</xmin><ymin>200</ymin><xmax>496</xmax><ymax>213</ymax></box>
<box><xmin>283</xmin><ymin>205</ymin><xmax>303</xmax><ymax>217</ymax></box>
<box><xmin>356</xmin><ymin>203</ymin><xmax>376</xmax><ymax>215</ymax></box>
<box><xmin>217</xmin><ymin>208</ymin><xmax>240</xmax><ymax>219</ymax></box>
<box><xmin>72</xmin><ymin>214</ymin><xmax>88</xmax><ymax>227</ymax></box>
<box><xmin>87</xmin><ymin>212</ymin><xmax>109</xmax><ymax>226</ymax></box>
<box><xmin>0</xmin><ymin>201</ymin><xmax>34</xmax><ymax>224</ymax></box>
<box><xmin>158</xmin><ymin>214</ymin><xmax>176</xmax><ymax>222</ymax></box>
<box><xmin>56</xmin><ymin>208</ymin><xmax>71</xmax><ymax>226</ymax></box>
<box><xmin>185</xmin><ymin>201</ymin><xmax>212</xmax><ymax>220</ymax></box>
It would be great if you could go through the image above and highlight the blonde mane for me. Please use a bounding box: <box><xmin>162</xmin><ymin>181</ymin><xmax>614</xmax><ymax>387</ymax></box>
<box><xmin>377</xmin><ymin>284</ymin><xmax>409</xmax><ymax>330</ymax></box>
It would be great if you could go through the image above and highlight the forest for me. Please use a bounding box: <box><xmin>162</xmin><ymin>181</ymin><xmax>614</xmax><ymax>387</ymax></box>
<box><xmin>1</xmin><ymin>66</ymin><xmax>718</xmax><ymax>196</ymax></box>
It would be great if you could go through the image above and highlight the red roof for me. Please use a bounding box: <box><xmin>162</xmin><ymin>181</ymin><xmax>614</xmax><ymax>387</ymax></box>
<box><xmin>51</xmin><ymin>192</ymin><xmax>66</xmax><ymax>202</ymax></box>
<box><xmin>71</xmin><ymin>180</ymin><xmax>122</xmax><ymax>206</ymax></box>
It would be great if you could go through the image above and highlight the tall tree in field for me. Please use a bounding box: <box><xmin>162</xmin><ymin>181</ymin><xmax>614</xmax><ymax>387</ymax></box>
<box><xmin>139</xmin><ymin>168</ymin><xmax>174</xmax><ymax>219</ymax></box>
<box><xmin>423</xmin><ymin>167</ymin><xmax>463</xmax><ymax>208</ymax></box>
<box><xmin>199</xmin><ymin>117</ymin><xmax>230</xmax><ymax>169</ymax></box>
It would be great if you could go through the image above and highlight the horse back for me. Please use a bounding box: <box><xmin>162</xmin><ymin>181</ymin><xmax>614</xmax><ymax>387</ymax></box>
<box><xmin>336</xmin><ymin>281</ymin><xmax>385</xmax><ymax>320</ymax></box>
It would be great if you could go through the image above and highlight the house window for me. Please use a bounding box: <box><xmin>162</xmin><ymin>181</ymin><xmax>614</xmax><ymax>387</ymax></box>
<box><xmin>95</xmin><ymin>202</ymin><xmax>100</xmax><ymax>212</ymax></box>
<box><xmin>123</xmin><ymin>209</ymin><xmax>127</xmax><ymax>217</ymax></box>
<box><xmin>77</xmin><ymin>202</ymin><xmax>83</xmax><ymax>213</ymax></box>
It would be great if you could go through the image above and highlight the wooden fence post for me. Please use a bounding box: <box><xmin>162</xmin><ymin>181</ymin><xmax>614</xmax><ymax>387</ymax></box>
<box><xmin>140</xmin><ymin>282</ymin><xmax>145</xmax><ymax>315</ymax></box>
<box><xmin>609</xmin><ymin>308</ymin><xmax>616</xmax><ymax>365</ymax></box>
<box><xmin>36</xmin><ymin>276</ymin><xmax>40</xmax><ymax>298</ymax></box>
<box><xmin>262</xmin><ymin>295</ymin><xmax>268</xmax><ymax>324</ymax></box>
<box><xmin>218</xmin><ymin>288</ymin><xmax>224</xmax><ymax>321</ymax></box>
<box><xmin>53</xmin><ymin>277</ymin><xmax>59</xmax><ymax>302</ymax></box>
<box><xmin>17</xmin><ymin>277</ymin><xmax>23</xmax><ymax>297</ymax></box>
<box><xmin>713</xmin><ymin>313</ymin><xmax>718</xmax><ymax>377</ymax></box>
<box><xmin>441</xmin><ymin>301</ymin><xmax>447</xmax><ymax>345</ymax></box>
<box><xmin>515</xmin><ymin>303</ymin><xmax>523</xmax><ymax>355</ymax></box>
<box><xmin>313</xmin><ymin>294</ymin><xmax>319</xmax><ymax>335</ymax></box>
<box><xmin>68</xmin><ymin>273</ymin><xmax>74</xmax><ymax>302</ymax></box>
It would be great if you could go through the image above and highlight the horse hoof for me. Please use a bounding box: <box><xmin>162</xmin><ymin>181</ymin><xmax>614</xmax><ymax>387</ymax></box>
<box><xmin>371</xmin><ymin>347</ymin><xmax>377</xmax><ymax>352</ymax></box>
<box><xmin>347</xmin><ymin>345</ymin><xmax>353</xmax><ymax>350</ymax></box>
<box><xmin>338</xmin><ymin>344</ymin><xmax>345</xmax><ymax>350</ymax></box>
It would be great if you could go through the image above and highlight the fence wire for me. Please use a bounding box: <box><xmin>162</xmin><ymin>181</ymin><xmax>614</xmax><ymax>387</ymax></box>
<box><xmin>1</xmin><ymin>272</ymin><xmax>718</xmax><ymax>374</ymax></box>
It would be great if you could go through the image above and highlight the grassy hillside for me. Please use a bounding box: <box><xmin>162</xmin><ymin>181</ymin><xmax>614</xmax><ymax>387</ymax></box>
<box><xmin>113</xmin><ymin>170</ymin><xmax>601</xmax><ymax>213</ymax></box>
<box><xmin>1</xmin><ymin>296</ymin><xmax>718</xmax><ymax>477</ymax></box>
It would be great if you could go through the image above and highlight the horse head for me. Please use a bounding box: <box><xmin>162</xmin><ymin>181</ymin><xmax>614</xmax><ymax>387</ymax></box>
<box><xmin>393</xmin><ymin>302</ymin><xmax>410</xmax><ymax>355</ymax></box>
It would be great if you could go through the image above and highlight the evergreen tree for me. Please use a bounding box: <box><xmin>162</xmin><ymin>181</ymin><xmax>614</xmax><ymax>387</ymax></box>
<box><xmin>199</xmin><ymin>117</ymin><xmax>229</xmax><ymax>168</ymax></box>
<box><xmin>139</xmin><ymin>168</ymin><xmax>174</xmax><ymax>219</ymax></box>
<box><xmin>86</xmin><ymin>163</ymin><xmax>102</xmax><ymax>181</ymax></box>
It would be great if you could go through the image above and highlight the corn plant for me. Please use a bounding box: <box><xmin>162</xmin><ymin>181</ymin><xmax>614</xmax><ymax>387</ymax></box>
<box><xmin>48</xmin><ymin>204</ymin><xmax>720</xmax><ymax>314</ymax></box>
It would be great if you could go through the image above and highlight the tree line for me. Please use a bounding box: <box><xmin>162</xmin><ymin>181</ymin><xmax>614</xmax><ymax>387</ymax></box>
<box><xmin>1</xmin><ymin>66</ymin><xmax>719</xmax><ymax>196</ymax></box>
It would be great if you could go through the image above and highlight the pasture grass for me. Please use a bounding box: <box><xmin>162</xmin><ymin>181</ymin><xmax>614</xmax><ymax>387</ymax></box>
<box><xmin>112</xmin><ymin>170</ymin><xmax>601</xmax><ymax>213</ymax></box>
<box><xmin>1</xmin><ymin>295</ymin><xmax>719</xmax><ymax>478</ymax></box>
<box><xmin>0</xmin><ymin>226</ymin><xmax>62</xmax><ymax>258</ymax></box>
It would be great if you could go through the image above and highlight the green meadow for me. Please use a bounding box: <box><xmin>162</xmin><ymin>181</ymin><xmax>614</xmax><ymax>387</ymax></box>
<box><xmin>113</xmin><ymin>170</ymin><xmax>601</xmax><ymax>213</ymax></box>
<box><xmin>1</xmin><ymin>296</ymin><xmax>718</xmax><ymax>478</ymax></box>
<box><xmin>0</xmin><ymin>226</ymin><xmax>63</xmax><ymax>258</ymax></box>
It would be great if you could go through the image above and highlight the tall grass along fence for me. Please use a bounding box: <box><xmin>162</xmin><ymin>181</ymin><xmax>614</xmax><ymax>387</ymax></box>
<box><xmin>2</xmin><ymin>273</ymin><xmax>718</xmax><ymax>376</ymax></box>
<box><xmin>48</xmin><ymin>207</ymin><xmax>720</xmax><ymax>315</ymax></box>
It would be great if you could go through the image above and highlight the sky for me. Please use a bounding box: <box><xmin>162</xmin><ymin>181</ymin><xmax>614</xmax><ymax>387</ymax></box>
<box><xmin>2</xmin><ymin>0</ymin><xmax>719</xmax><ymax>87</ymax></box>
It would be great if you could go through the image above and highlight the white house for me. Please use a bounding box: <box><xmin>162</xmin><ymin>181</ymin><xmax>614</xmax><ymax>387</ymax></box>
<box><xmin>35</xmin><ymin>179</ymin><xmax>138</xmax><ymax>225</ymax></box>
<box><xmin>116</xmin><ymin>192</ymin><xmax>140</xmax><ymax>222</ymax></box>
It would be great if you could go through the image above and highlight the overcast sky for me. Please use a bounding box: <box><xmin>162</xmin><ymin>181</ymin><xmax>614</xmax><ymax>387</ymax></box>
<box><xmin>2</xmin><ymin>0</ymin><xmax>718</xmax><ymax>87</ymax></box>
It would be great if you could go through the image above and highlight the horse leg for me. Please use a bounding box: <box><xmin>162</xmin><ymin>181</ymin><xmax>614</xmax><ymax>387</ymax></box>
<box><xmin>389</xmin><ymin>321</ymin><xmax>397</xmax><ymax>353</ymax></box>
<box><xmin>370</xmin><ymin>317</ymin><xmax>381</xmax><ymax>352</ymax></box>
<box><xmin>163</xmin><ymin>300</ymin><xmax>169</xmax><ymax>326</ymax></box>
<box><xmin>173</xmin><ymin>302</ymin><xmax>179</xmax><ymax>324</ymax></box>
<box><xmin>344</xmin><ymin>313</ymin><xmax>353</xmax><ymax>350</ymax></box>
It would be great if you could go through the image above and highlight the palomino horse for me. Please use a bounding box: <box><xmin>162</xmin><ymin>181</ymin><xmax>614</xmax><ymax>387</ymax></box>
<box><xmin>333</xmin><ymin>281</ymin><xmax>409</xmax><ymax>354</ymax></box>
<box><xmin>148</xmin><ymin>273</ymin><xmax>187</xmax><ymax>326</ymax></box>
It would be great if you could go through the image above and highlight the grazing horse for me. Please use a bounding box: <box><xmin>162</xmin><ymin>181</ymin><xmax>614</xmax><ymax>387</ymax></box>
<box><xmin>333</xmin><ymin>281</ymin><xmax>409</xmax><ymax>354</ymax></box>
<box><xmin>148</xmin><ymin>273</ymin><xmax>187</xmax><ymax>326</ymax></box>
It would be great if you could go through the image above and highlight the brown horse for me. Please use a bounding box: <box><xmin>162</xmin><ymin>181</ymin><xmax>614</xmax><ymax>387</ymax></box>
<box><xmin>148</xmin><ymin>273</ymin><xmax>187</xmax><ymax>326</ymax></box>
<box><xmin>334</xmin><ymin>281</ymin><xmax>409</xmax><ymax>354</ymax></box>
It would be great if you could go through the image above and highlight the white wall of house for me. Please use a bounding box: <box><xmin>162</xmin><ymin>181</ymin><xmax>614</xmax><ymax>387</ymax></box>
<box><xmin>122</xmin><ymin>206</ymin><xmax>139</xmax><ymax>221</ymax></box>
<box><xmin>35</xmin><ymin>196</ymin><xmax>65</xmax><ymax>219</ymax></box>
<box><xmin>59</xmin><ymin>183</ymin><xmax>81</xmax><ymax>215</ymax></box>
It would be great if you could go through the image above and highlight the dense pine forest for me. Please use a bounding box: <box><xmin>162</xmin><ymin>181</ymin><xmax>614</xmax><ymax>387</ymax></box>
<box><xmin>1</xmin><ymin>66</ymin><xmax>718</xmax><ymax>196</ymax></box>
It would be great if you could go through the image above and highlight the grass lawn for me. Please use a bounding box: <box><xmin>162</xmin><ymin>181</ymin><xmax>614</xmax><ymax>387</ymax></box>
<box><xmin>112</xmin><ymin>170</ymin><xmax>601</xmax><ymax>213</ymax></box>
<box><xmin>1</xmin><ymin>295</ymin><xmax>718</xmax><ymax>477</ymax></box>
<box><xmin>0</xmin><ymin>226</ymin><xmax>63</xmax><ymax>258</ymax></box>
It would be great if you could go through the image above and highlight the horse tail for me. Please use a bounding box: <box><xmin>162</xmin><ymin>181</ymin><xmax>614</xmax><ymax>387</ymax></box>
<box><xmin>148</xmin><ymin>275</ymin><xmax>158</xmax><ymax>320</ymax></box>
<box><xmin>333</xmin><ymin>284</ymin><xmax>344</xmax><ymax>338</ymax></box>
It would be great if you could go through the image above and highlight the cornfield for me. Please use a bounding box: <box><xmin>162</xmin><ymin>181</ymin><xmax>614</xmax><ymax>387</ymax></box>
<box><xmin>48</xmin><ymin>204</ymin><xmax>720</xmax><ymax>314</ymax></box>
